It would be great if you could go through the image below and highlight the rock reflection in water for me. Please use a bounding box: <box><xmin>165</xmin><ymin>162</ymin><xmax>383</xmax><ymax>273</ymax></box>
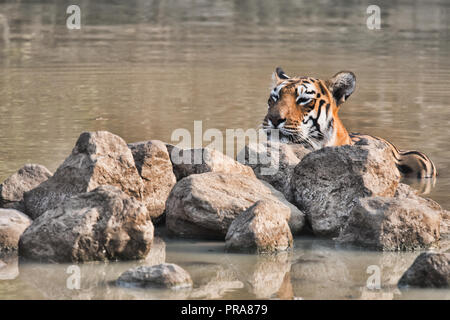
<box><xmin>3</xmin><ymin>236</ymin><xmax>450</xmax><ymax>299</ymax></box>
<box><xmin>0</xmin><ymin>253</ymin><xmax>19</xmax><ymax>280</ymax></box>
<box><xmin>15</xmin><ymin>236</ymin><xmax>166</xmax><ymax>300</ymax></box>
<box><xmin>290</xmin><ymin>239</ymin><xmax>419</xmax><ymax>300</ymax></box>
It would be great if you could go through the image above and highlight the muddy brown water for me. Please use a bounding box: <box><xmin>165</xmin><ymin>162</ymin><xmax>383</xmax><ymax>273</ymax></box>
<box><xmin>0</xmin><ymin>0</ymin><xmax>449</xmax><ymax>299</ymax></box>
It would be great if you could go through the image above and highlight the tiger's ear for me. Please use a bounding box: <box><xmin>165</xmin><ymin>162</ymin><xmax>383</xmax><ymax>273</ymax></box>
<box><xmin>326</xmin><ymin>71</ymin><xmax>356</xmax><ymax>106</ymax></box>
<box><xmin>272</xmin><ymin>67</ymin><xmax>290</xmax><ymax>84</ymax></box>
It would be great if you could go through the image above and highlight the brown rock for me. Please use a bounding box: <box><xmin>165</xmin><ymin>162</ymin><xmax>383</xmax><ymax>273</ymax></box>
<box><xmin>165</xmin><ymin>172</ymin><xmax>305</xmax><ymax>240</ymax></box>
<box><xmin>292</xmin><ymin>138</ymin><xmax>401</xmax><ymax>237</ymax></box>
<box><xmin>24</xmin><ymin>131</ymin><xmax>145</xmax><ymax>219</ymax></box>
<box><xmin>238</xmin><ymin>141</ymin><xmax>310</xmax><ymax>202</ymax></box>
<box><xmin>225</xmin><ymin>200</ymin><xmax>293</xmax><ymax>253</ymax></box>
<box><xmin>166</xmin><ymin>145</ymin><xmax>255</xmax><ymax>181</ymax></box>
<box><xmin>19</xmin><ymin>185</ymin><xmax>153</xmax><ymax>263</ymax></box>
<box><xmin>117</xmin><ymin>263</ymin><xmax>193</xmax><ymax>289</ymax></box>
<box><xmin>0</xmin><ymin>164</ymin><xmax>51</xmax><ymax>213</ymax></box>
<box><xmin>0</xmin><ymin>209</ymin><xmax>32</xmax><ymax>251</ymax></box>
<box><xmin>398</xmin><ymin>252</ymin><xmax>450</xmax><ymax>288</ymax></box>
<box><xmin>128</xmin><ymin>140</ymin><xmax>176</xmax><ymax>220</ymax></box>
<box><xmin>336</xmin><ymin>184</ymin><xmax>442</xmax><ymax>251</ymax></box>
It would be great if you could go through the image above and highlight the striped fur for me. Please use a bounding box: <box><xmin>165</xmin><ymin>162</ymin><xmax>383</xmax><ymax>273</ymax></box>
<box><xmin>262</xmin><ymin>67</ymin><xmax>437</xmax><ymax>186</ymax></box>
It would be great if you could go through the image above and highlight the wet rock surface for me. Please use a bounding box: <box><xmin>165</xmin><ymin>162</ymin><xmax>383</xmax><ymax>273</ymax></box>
<box><xmin>292</xmin><ymin>139</ymin><xmax>401</xmax><ymax>237</ymax></box>
<box><xmin>165</xmin><ymin>172</ymin><xmax>305</xmax><ymax>239</ymax></box>
<box><xmin>19</xmin><ymin>185</ymin><xmax>154</xmax><ymax>263</ymax></box>
<box><xmin>0</xmin><ymin>164</ymin><xmax>52</xmax><ymax>213</ymax></box>
<box><xmin>0</xmin><ymin>209</ymin><xmax>32</xmax><ymax>251</ymax></box>
<box><xmin>225</xmin><ymin>200</ymin><xmax>293</xmax><ymax>253</ymax></box>
<box><xmin>117</xmin><ymin>263</ymin><xmax>193</xmax><ymax>289</ymax></box>
<box><xmin>128</xmin><ymin>140</ymin><xmax>177</xmax><ymax>220</ymax></box>
<box><xmin>398</xmin><ymin>252</ymin><xmax>450</xmax><ymax>288</ymax></box>
<box><xmin>24</xmin><ymin>131</ymin><xmax>145</xmax><ymax>220</ymax></box>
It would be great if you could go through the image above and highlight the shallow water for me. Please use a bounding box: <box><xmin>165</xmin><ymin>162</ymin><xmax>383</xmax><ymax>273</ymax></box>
<box><xmin>1</xmin><ymin>236</ymin><xmax>449</xmax><ymax>300</ymax></box>
<box><xmin>0</xmin><ymin>0</ymin><xmax>449</xmax><ymax>299</ymax></box>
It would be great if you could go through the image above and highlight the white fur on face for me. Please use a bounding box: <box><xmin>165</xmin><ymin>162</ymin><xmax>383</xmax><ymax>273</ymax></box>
<box><xmin>296</xmin><ymin>82</ymin><xmax>316</xmax><ymax>105</ymax></box>
<box><xmin>270</xmin><ymin>81</ymin><xmax>288</xmax><ymax>102</ymax></box>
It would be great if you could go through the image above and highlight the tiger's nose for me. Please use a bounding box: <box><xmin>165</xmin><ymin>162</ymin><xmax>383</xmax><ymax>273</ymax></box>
<box><xmin>269</xmin><ymin>115</ymin><xmax>286</xmax><ymax>128</ymax></box>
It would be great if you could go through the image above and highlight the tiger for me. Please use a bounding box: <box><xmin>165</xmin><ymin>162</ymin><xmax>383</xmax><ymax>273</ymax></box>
<box><xmin>262</xmin><ymin>67</ymin><xmax>437</xmax><ymax>191</ymax></box>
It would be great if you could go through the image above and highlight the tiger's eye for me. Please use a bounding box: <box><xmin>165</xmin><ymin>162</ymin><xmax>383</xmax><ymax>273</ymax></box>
<box><xmin>297</xmin><ymin>97</ymin><xmax>311</xmax><ymax>105</ymax></box>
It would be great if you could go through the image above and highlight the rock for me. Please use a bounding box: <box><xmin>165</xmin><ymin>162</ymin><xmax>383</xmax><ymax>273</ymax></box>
<box><xmin>117</xmin><ymin>263</ymin><xmax>193</xmax><ymax>289</ymax></box>
<box><xmin>24</xmin><ymin>131</ymin><xmax>145</xmax><ymax>220</ymax></box>
<box><xmin>0</xmin><ymin>209</ymin><xmax>32</xmax><ymax>251</ymax></box>
<box><xmin>292</xmin><ymin>138</ymin><xmax>401</xmax><ymax>237</ymax></box>
<box><xmin>0</xmin><ymin>164</ymin><xmax>52</xmax><ymax>212</ymax></box>
<box><xmin>19</xmin><ymin>185</ymin><xmax>154</xmax><ymax>263</ymax></box>
<box><xmin>261</xmin><ymin>181</ymin><xmax>305</xmax><ymax>235</ymax></box>
<box><xmin>441</xmin><ymin>209</ymin><xmax>450</xmax><ymax>238</ymax></box>
<box><xmin>225</xmin><ymin>200</ymin><xmax>293</xmax><ymax>253</ymax></box>
<box><xmin>238</xmin><ymin>141</ymin><xmax>310</xmax><ymax>202</ymax></box>
<box><xmin>336</xmin><ymin>184</ymin><xmax>442</xmax><ymax>251</ymax></box>
<box><xmin>128</xmin><ymin>140</ymin><xmax>176</xmax><ymax>220</ymax></box>
<box><xmin>165</xmin><ymin>172</ymin><xmax>305</xmax><ymax>239</ymax></box>
<box><xmin>166</xmin><ymin>145</ymin><xmax>255</xmax><ymax>181</ymax></box>
<box><xmin>398</xmin><ymin>252</ymin><xmax>450</xmax><ymax>288</ymax></box>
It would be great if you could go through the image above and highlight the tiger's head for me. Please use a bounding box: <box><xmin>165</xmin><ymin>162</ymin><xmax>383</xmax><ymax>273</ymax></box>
<box><xmin>262</xmin><ymin>67</ymin><xmax>356</xmax><ymax>150</ymax></box>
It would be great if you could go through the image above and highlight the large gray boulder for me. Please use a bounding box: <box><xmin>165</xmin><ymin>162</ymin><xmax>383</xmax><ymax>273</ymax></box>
<box><xmin>398</xmin><ymin>252</ymin><xmax>450</xmax><ymax>288</ymax></box>
<box><xmin>337</xmin><ymin>183</ymin><xmax>443</xmax><ymax>251</ymax></box>
<box><xmin>165</xmin><ymin>172</ymin><xmax>305</xmax><ymax>240</ymax></box>
<box><xmin>128</xmin><ymin>140</ymin><xmax>176</xmax><ymax>220</ymax></box>
<box><xmin>238</xmin><ymin>141</ymin><xmax>310</xmax><ymax>202</ymax></box>
<box><xmin>166</xmin><ymin>145</ymin><xmax>255</xmax><ymax>181</ymax></box>
<box><xmin>24</xmin><ymin>131</ymin><xmax>145</xmax><ymax>219</ymax></box>
<box><xmin>0</xmin><ymin>209</ymin><xmax>32</xmax><ymax>251</ymax></box>
<box><xmin>225</xmin><ymin>200</ymin><xmax>293</xmax><ymax>253</ymax></box>
<box><xmin>0</xmin><ymin>164</ymin><xmax>52</xmax><ymax>212</ymax></box>
<box><xmin>117</xmin><ymin>263</ymin><xmax>193</xmax><ymax>289</ymax></box>
<box><xmin>19</xmin><ymin>185</ymin><xmax>154</xmax><ymax>263</ymax></box>
<box><xmin>292</xmin><ymin>138</ymin><xmax>401</xmax><ymax>237</ymax></box>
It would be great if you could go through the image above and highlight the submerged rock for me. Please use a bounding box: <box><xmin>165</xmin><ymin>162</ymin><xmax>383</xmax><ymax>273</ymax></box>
<box><xmin>166</xmin><ymin>145</ymin><xmax>255</xmax><ymax>181</ymax></box>
<box><xmin>24</xmin><ymin>131</ymin><xmax>145</xmax><ymax>219</ymax></box>
<box><xmin>292</xmin><ymin>138</ymin><xmax>401</xmax><ymax>237</ymax></box>
<box><xmin>128</xmin><ymin>140</ymin><xmax>176</xmax><ymax>220</ymax></box>
<box><xmin>19</xmin><ymin>185</ymin><xmax>154</xmax><ymax>263</ymax></box>
<box><xmin>238</xmin><ymin>141</ymin><xmax>310</xmax><ymax>202</ymax></box>
<box><xmin>117</xmin><ymin>263</ymin><xmax>193</xmax><ymax>289</ymax></box>
<box><xmin>337</xmin><ymin>184</ymin><xmax>442</xmax><ymax>251</ymax></box>
<box><xmin>0</xmin><ymin>164</ymin><xmax>52</xmax><ymax>213</ymax></box>
<box><xmin>398</xmin><ymin>252</ymin><xmax>450</xmax><ymax>288</ymax></box>
<box><xmin>0</xmin><ymin>209</ymin><xmax>32</xmax><ymax>251</ymax></box>
<box><xmin>165</xmin><ymin>172</ymin><xmax>305</xmax><ymax>240</ymax></box>
<box><xmin>225</xmin><ymin>200</ymin><xmax>293</xmax><ymax>253</ymax></box>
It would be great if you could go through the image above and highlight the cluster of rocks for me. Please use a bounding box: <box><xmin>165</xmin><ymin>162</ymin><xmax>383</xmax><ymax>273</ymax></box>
<box><xmin>0</xmin><ymin>130</ymin><xmax>449</xmax><ymax>289</ymax></box>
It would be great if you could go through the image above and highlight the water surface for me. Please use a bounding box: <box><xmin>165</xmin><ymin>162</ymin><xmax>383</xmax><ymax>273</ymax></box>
<box><xmin>0</xmin><ymin>0</ymin><xmax>449</xmax><ymax>299</ymax></box>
